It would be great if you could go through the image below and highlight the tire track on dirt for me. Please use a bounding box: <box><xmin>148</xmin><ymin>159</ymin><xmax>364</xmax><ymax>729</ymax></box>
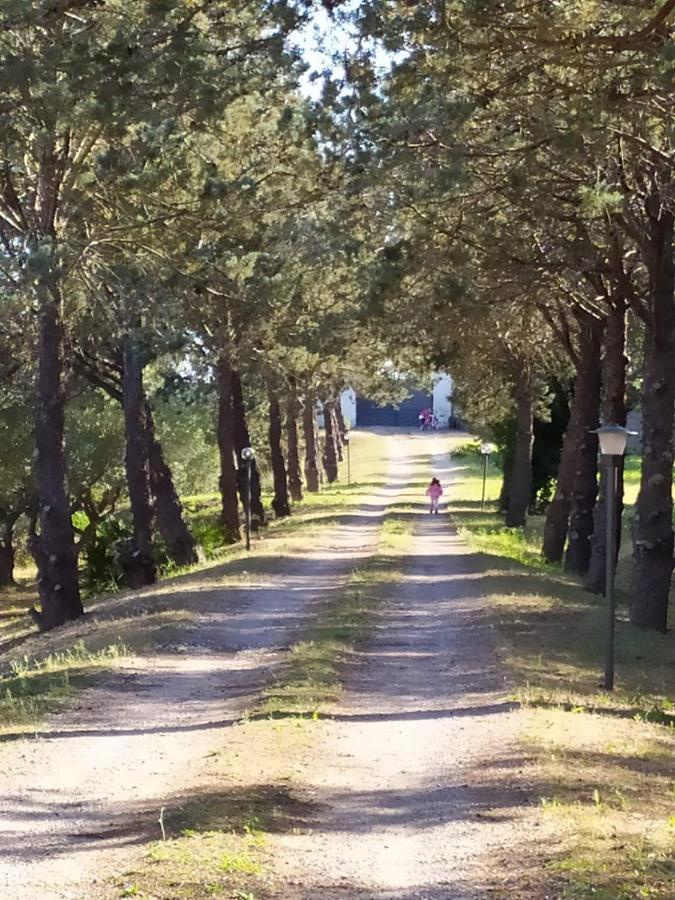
<box><xmin>265</xmin><ymin>436</ymin><xmax>543</xmax><ymax>899</ymax></box>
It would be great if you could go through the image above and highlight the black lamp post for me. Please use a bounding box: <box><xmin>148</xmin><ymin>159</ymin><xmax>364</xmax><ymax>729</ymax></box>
<box><xmin>593</xmin><ymin>424</ymin><xmax>634</xmax><ymax>691</ymax></box>
<box><xmin>342</xmin><ymin>431</ymin><xmax>351</xmax><ymax>485</ymax></box>
<box><xmin>480</xmin><ymin>442</ymin><xmax>493</xmax><ymax>510</ymax></box>
<box><xmin>241</xmin><ymin>446</ymin><xmax>254</xmax><ymax>551</ymax></box>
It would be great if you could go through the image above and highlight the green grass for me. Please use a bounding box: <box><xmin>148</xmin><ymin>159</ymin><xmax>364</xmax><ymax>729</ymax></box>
<box><xmin>623</xmin><ymin>454</ymin><xmax>642</xmax><ymax>506</ymax></box>
<box><xmin>113</xmin><ymin>800</ymin><xmax>271</xmax><ymax>899</ymax></box>
<box><xmin>449</xmin><ymin>458</ymin><xmax>548</xmax><ymax>567</ymax></box>
<box><xmin>448</xmin><ymin>455</ymin><xmax>675</xmax><ymax>900</ymax></box>
<box><xmin>0</xmin><ymin>638</ymin><xmax>128</xmax><ymax>730</ymax></box>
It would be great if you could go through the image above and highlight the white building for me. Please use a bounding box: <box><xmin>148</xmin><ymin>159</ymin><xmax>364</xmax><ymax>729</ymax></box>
<box><xmin>339</xmin><ymin>373</ymin><xmax>455</xmax><ymax>428</ymax></box>
<box><xmin>431</xmin><ymin>373</ymin><xmax>454</xmax><ymax>428</ymax></box>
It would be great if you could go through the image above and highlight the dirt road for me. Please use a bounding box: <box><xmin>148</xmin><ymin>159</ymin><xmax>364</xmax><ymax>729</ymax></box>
<box><xmin>266</xmin><ymin>439</ymin><xmax>541</xmax><ymax>898</ymax></box>
<box><xmin>0</xmin><ymin>433</ymin><xmax>542</xmax><ymax>898</ymax></box>
<box><xmin>0</xmin><ymin>438</ymin><xmax>405</xmax><ymax>899</ymax></box>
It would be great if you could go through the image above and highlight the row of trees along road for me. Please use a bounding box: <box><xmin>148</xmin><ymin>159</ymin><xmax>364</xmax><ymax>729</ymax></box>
<box><xmin>2</xmin><ymin>1</ymin><xmax>675</xmax><ymax>636</ymax></box>
<box><xmin>0</xmin><ymin>1</ymin><xmax>414</xmax><ymax>630</ymax></box>
<box><xmin>333</xmin><ymin>0</ymin><xmax>675</xmax><ymax>633</ymax></box>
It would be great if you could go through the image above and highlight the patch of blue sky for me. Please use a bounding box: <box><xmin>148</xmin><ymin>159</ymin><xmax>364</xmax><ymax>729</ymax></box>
<box><xmin>291</xmin><ymin>2</ymin><xmax>398</xmax><ymax>100</ymax></box>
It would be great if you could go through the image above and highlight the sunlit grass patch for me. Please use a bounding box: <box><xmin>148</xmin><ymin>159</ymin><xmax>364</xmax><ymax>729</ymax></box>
<box><xmin>532</xmin><ymin>709</ymin><xmax>675</xmax><ymax>899</ymax></box>
<box><xmin>114</xmin><ymin>798</ymin><xmax>271</xmax><ymax>899</ymax></box>
<box><xmin>447</xmin><ymin>457</ymin><xmax>548</xmax><ymax>567</ymax></box>
<box><xmin>0</xmin><ymin>638</ymin><xmax>128</xmax><ymax>730</ymax></box>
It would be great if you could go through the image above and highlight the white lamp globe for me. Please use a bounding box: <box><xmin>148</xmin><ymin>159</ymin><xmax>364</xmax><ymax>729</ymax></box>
<box><xmin>595</xmin><ymin>424</ymin><xmax>635</xmax><ymax>457</ymax></box>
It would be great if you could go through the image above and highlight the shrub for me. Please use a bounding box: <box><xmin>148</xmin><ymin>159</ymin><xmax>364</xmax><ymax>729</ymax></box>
<box><xmin>450</xmin><ymin>439</ymin><xmax>482</xmax><ymax>458</ymax></box>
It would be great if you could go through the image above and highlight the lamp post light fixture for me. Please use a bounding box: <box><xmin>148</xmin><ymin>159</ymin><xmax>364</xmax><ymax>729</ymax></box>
<box><xmin>241</xmin><ymin>446</ymin><xmax>255</xmax><ymax>551</ymax></box>
<box><xmin>593</xmin><ymin>424</ymin><xmax>635</xmax><ymax>691</ymax></box>
<box><xmin>480</xmin><ymin>442</ymin><xmax>493</xmax><ymax>510</ymax></box>
<box><xmin>342</xmin><ymin>431</ymin><xmax>351</xmax><ymax>485</ymax></box>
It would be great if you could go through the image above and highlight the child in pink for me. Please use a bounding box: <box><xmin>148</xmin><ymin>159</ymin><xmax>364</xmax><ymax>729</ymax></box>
<box><xmin>426</xmin><ymin>477</ymin><xmax>443</xmax><ymax>514</ymax></box>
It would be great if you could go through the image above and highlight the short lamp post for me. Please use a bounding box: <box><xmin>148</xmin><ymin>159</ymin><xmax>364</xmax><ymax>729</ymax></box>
<box><xmin>480</xmin><ymin>442</ymin><xmax>493</xmax><ymax>510</ymax></box>
<box><xmin>342</xmin><ymin>431</ymin><xmax>351</xmax><ymax>485</ymax></box>
<box><xmin>594</xmin><ymin>424</ymin><xmax>635</xmax><ymax>691</ymax></box>
<box><xmin>241</xmin><ymin>446</ymin><xmax>254</xmax><ymax>551</ymax></box>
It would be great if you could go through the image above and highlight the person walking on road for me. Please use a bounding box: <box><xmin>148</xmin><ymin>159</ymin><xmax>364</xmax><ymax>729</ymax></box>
<box><xmin>426</xmin><ymin>477</ymin><xmax>443</xmax><ymax>514</ymax></box>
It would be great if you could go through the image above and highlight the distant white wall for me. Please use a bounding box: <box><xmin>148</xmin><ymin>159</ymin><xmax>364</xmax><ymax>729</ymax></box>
<box><xmin>340</xmin><ymin>388</ymin><xmax>357</xmax><ymax>428</ymax></box>
<box><xmin>432</xmin><ymin>373</ymin><xmax>454</xmax><ymax>426</ymax></box>
<box><xmin>626</xmin><ymin>408</ymin><xmax>642</xmax><ymax>453</ymax></box>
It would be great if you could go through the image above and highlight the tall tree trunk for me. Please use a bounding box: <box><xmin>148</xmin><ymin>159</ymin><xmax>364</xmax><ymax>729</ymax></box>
<box><xmin>322</xmin><ymin>401</ymin><xmax>339</xmax><ymax>483</ymax></box>
<box><xmin>216</xmin><ymin>359</ymin><xmax>241</xmax><ymax>543</ymax></box>
<box><xmin>564</xmin><ymin>318</ymin><xmax>603</xmax><ymax>576</ymax></box>
<box><xmin>505</xmin><ymin>365</ymin><xmax>534</xmax><ymax>527</ymax></box>
<box><xmin>335</xmin><ymin>401</ymin><xmax>347</xmax><ymax>436</ymax></box>
<box><xmin>231</xmin><ymin>371</ymin><xmax>266</xmax><ymax>529</ymax></box>
<box><xmin>543</xmin><ymin>317</ymin><xmax>603</xmax><ymax>563</ymax></box>
<box><xmin>630</xmin><ymin>204</ymin><xmax>675</xmax><ymax>633</ymax></box>
<box><xmin>74</xmin><ymin>349</ymin><xmax>198</xmax><ymax>563</ymax></box>
<box><xmin>31</xmin><ymin>285</ymin><xmax>83</xmax><ymax>629</ymax></box>
<box><xmin>145</xmin><ymin>404</ymin><xmax>199</xmax><ymax>567</ymax></box>
<box><xmin>0</xmin><ymin>517</ymin><xmax>17</xmax><ymax>588</ymax></box>
<box><xmin>120</xmin><ymin>333</ymin><xmax>157</xmax><ymax>588</ymax></box>
<box><xmin>269</xmin><ymin>392</ymin><xmax>291</xmax><ymax>517</ymax></box>
<box><xmin>331</xmin><ymin>404</ymin><xmax>344</xmax><ymax>461</ymax></box>
<box><xmin>315</xmin><ymin>419</ymin><xmax>325</xmax><ymax>486</ymax></box>
<box><xmin>303</xmin><ymin>398</ymin><xmax>320</xmax><ymax>493</ymax></box>
<box><xmin>334</xmin><ymin>401</ymin><xmax>347</xmax><ymax>465</ymax></box>
<box><xmin>585</xmin><ymin>299</ymin><xmax>628</xmax><ymax>593</ymax></box>
<box><xmin>542</xmin><ymin>396</ymin><xmax>585</xmax><ymax>563</ymax></box>
<box><xmin>286</xmin><ymin>396</ymin><xmax>304</xmax><ymax>503</ymax></box>
<box><xmin>499</xmin><ymin>441</ymin><xmax>514</xmax><ymax>514</ymax></box>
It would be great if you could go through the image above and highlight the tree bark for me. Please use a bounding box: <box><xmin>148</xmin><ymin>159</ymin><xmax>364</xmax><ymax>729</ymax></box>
<box><xmin>505</xmin><ymin>365</ymin><xmax>534</xmax><ymax>527</ymax></box>
<box><xmin>75</xmin><ymin>349</ymin><xmax>198</xmax><ymax>562</ymax></box>
<box><xmin>286</xmin><ymin>396</ymin><xmax>304</xmax><ymax>503</ymax></box>
<box><xmin>334</xmin><ymin>401</ymin><xmax>347</xmax><ymax>463</ymax></box>
<box><xmin>331</xmin><ymin>404</ymin><xmax>344</xmax><ymax>461</ymax></box>
<box><xmin>316</xmin><ymin>421</ymin><xmax>325</xmax><ymax>486</ymax></box>
<box><xmin>216</xmin><ymin>358</ymin><xmax>241</xmax><ymax>543</ymax></box>
<box><xmin>31</xmin><ymin>285</ymin><xmax>83</xmax><ymax>629</ymax></box>
<box><xmin>498</xmin><ymin>443</ymin><xmax>514</xmax><ymax>514</ymax></box>
<box><xmin>564</xmin><ymin>317</ymin><xmax>603</xmax><ymax>576</ymax></box>
<box><xmin>120</xmin><ymin>333</ymin><xmax>157</xmax><ymax>588</ymax></box>
<box><xmin>303</xmin><ymin>398</ymin><xmax>320</xmax><ymax>493</ymax></box>
<box><xmin>630</xmin><ymin>203</ymin><xmax>675</xmax><ymax>632</ymax></box>
<box><xmin>322</xmin><ymin>401</ymin><xmax>339</xmax><ymax>483</ymax></box>
<box><xmin>585</xmin><ymin>299</ymin><xmax>628</xmax><ymax>593</ymax></box>
<box><xmin>542</xmin><ymin>318</ymin><xmax>601</xmax><ymax>563</ymax></box>
<box><xmin>144</xmin><ymin>404</ymin><xmax>199</xmax><ymax>567</ymax></box>
<box><xmin>0</xmin><ymin>517</ymin><xmax>17</xmax><ymax>587</ymax></box>
<box><xmin>231</xmin><ymin>370</ymin><xmax>266</xmax><ymax>529</ymax></box>
<box><xmin>269</xmin><ymin>392</ymin><xmax>291</xmax><ymax>517</ymax></box>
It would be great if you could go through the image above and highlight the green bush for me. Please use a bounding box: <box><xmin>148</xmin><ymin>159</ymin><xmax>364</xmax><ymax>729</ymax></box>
<box><xmin>450</xmin><ymin>439</ymin><xmax>482</xmax><ymax>458</ymax></box>
<box><xmin>82</xmin><ymin>517</ymin><xmax>133</xmax><ymax>593</ymax></box>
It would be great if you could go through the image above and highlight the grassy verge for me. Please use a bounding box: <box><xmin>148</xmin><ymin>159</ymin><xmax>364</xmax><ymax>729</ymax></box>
<box><xmin>0</xmin><ymin>639</ymin><xmax>128</xmax><ymax>733</ymax></box>
<box><xmin>448</xmin><ymin>454</ymin><xmax>675</xmax><ymax>900</ymax></box>
<box><xmin>112</xmin><ymin>511</ymin><xmax>414</xmax><ymax>900</ymax></box>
